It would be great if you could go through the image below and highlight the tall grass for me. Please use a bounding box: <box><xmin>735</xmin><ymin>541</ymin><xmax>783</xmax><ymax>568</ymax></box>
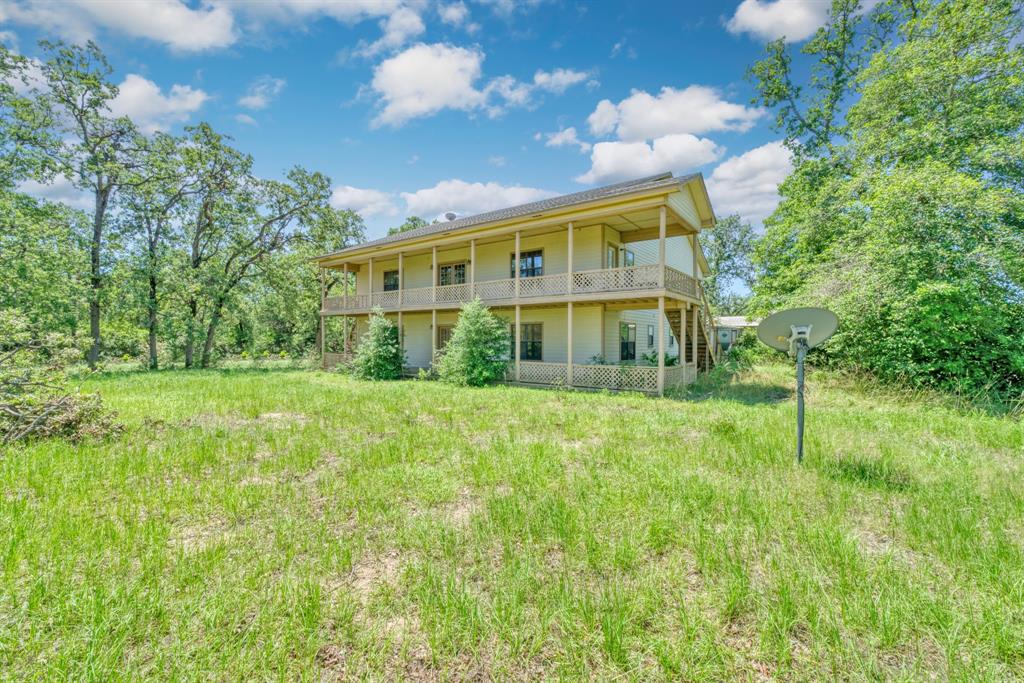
<box><xmin>0</xmin><ymin>364</ymin><xmax>1021</xmax><ymax>679</ymax></box>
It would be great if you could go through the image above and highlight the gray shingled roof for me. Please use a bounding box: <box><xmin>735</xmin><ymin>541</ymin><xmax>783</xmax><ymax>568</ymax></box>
<box><xmin>317</xmin><ymin>172</ymin><xmax>697</xmax><ymax>260</ymax></box>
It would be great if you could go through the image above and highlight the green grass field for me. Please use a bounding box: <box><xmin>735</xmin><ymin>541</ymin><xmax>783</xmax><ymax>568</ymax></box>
<box><xmin>2</xmin><ymin>364</ymin><xmax>1022</xmax><ymax>680</ymax></box>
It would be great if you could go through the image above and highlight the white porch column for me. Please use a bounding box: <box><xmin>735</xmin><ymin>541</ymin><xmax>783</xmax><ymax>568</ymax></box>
<box><xmin>690</xmin><ymin>234</ymin><xmax>698</xmax><ymax>277</ymax></box>
<box><xmin>514</xmin><ymin>231</ymin><xmax>521</xmax><ymax>299</ymax></box>
<box><xmin>514</xmin><ymin>304</ymin><xmax>521</xmax><ymax>382</ymax></box>
<box><xmin>432</xmin><ymin>245</ymin><xmax>438</xmax><ymax>304</ymax></box>
<box><xmin>566</xmin><ymin>301</ymin><xmax>573</xmax><ymax>387</ymax></box>
<box><xmin>691</xmin><ymin>302</ymin><xmax>698</xmax><ymax>370</ymax></box>
<box><xmin>658</xmin><ymin>206</ymin><xmax>666</xmax><ymax>288</ymax></box>
<box><xmin>469</xmin><ymin>238</ymin><xmax>476</xmax><ymax>296</ymax></box>
<box><xmin>657</xmin><ymin>296</ymin><xmax>665</xmax><ymax>395</ymax></box>
<box><xmin>368</xmin><ymin>257</ymin><xmax>374</xmax><ymax>307</ymax></box>
<box><xmin>681</xmin><ymin>305</ymin><xmax>688</xmax><ymax>365</ymax></box>
<box><xmin>319</xmin><ymin>268</ymin><xmax>326</xmax><ymax>364</ymax></box>
<box><xmin>342</xmin><ymin>262</ymin><xmax>349</xmax><ymax>308</ymax></box>
<box><xmin>397</xmin><ymin>310</ymin><xmax>403</xmax><ymax>361</ymax></box>
<box><xmin>431</xmin><ymin>308</ymin><xmax>437</xmax><ymax>367</ymax></box>
<box><xmin>398</xmin><ymin>251</ymin><xmax>404</xmax><ymax>307</ymax></box>
<box><xmin>567</xmin><ymin>221</ymin><xmax>574</xmax><ymax>293</ymax></box>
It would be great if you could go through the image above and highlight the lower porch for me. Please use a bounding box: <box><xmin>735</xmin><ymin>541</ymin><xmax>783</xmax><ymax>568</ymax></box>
<box><xmin>322</xmin><ymin>299</ymin><xmax>716</xmax><ymax>395</ymax></box>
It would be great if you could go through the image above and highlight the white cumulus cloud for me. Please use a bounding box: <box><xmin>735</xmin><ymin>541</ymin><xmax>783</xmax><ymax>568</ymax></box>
<box><xmin>401</xmin><ymin>179</ymin><xmax>557</xmax><ymax>218</ymax></box>
<box><xmin>533</xmin><ymin>68</ymin><xmax>591</xmax><ymax>94</ymax></box>
<box><xmin>330</xmin><ymin>185</ymin><xmax>398</xmax><ymax>217</ymax></box>
<box><xmin>370</xmin><ymin>43</ymin><xmax>487</xmax><ymax>127</ymax></box>
<box><xmin>726</xmin><ymin>0</ymin><xmax>830</xmax><ymax>43</ymax></box>
<box><xmin>0</xmin><ymin>0</ymin><xmax>236</xmax><ymax>52</ymax></box>
<box><xmin>575</xmin><ymin>135</ymin><xmax>723</xmax><ymax>185</ymax></box>
<box><xmin>238</xmin><ymin>75</ymin><xmax>286</xmax><ymax>110</ymax></box>
<box><xmin>586</xmin><ymin>85</ymin><xmax>764</xmax><ymax>141</ymax></box>
<box><xmin>369</xmin><ymin>43</ymin><xmax>589</xmax><ymax>127</ymax></box>
<box><xmin>355</xmin><ymin>6</ymin><xmax>425</xmax><ymax>57</ymax></box>
<box><xmin>544</xmin><ymin>127</ymin><xmax>590</xmax><ymax>153</ymax></box>
<box><xmin>706</xmin><ymin>140</ymin><xmax>792</xmax><ymax>224</ymax></box>
<box><xmin>438</xmin><ymin>1</ymin><xmax>469</xmax><ymax>26</ymax></box>
<box><xmin>108</xmin><ymin>74</ymin><xmax>209</xmax><ymax>134</ymax></box>
<box><xmin>234</xmin><ymin>113</ymin><xmax>257</xmax><ymax>126</ymax></box>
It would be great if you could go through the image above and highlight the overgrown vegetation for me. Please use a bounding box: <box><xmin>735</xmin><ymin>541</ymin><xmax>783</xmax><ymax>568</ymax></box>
<box><xmin>351</xmin><ymin>309</ymin><xmax>404</xmax><ymax>380</ymax></box>
<box><xmin>435</xmin><ymin>298</ymin><xmax>510</xmax><ymax>386</ymax></box>
<box><xmin>0</xmin><ymin>311</ymin><xmax>120</xmax><ymax>444</ymax></box>
<box><xmin>0</xmin><ymin>40</ymin><xmax>364</xmax><ymax>370</ymax></box>
<box><xmin>748</xmin><ymin>0</ymin><xmax>1024</xmax><ymax>399</ymax></box>
<box><xmin>1</xmin><ymin>366</ymin><xmax>1020</xmax><ymax>679</ymax></box>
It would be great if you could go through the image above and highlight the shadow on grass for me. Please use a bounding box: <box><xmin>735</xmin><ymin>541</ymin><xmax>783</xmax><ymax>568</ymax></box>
<box><xmin>71</xmin><ymin>361</ymin><xmax>315</xmax><ymax>382</ymax></box>
<box><xmin>817</xmin><ymin>455</ymin><xmax>916</xmax><ymax>492</ymax></box>
<box><xmin>669</xmin><ymin>361</ymin><xmax>795</xmax><ymax>406</ymax></box>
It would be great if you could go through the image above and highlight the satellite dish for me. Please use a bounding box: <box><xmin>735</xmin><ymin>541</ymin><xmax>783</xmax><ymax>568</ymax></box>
<box><xmin>757</xmin><ymin>307</ymin><xmax>838</xmax><ymax>464</ymax></box>
<box><xmin>758</xmin><ymin>307</ymin><xmax>838</xmax><ymax>355</ymax></box>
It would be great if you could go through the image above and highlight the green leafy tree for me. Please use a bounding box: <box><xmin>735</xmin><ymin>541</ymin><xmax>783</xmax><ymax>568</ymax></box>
<box><xmin>119</xmin><ymin>133</ymin><xmax>199</xmax><ymax>368</ymax></box>
<box><xmin>351</xmin><ymin>309</ymin><xmax>404</xmax><ymax>380</ymax></box>
<box><xmin>436</xmin><ymin>299</ymin><xmax>510</xmax><ymax>386</ymax></box>
<box><xmin>702</xmin><ymin>214</ymin><xmax>755</xmax><ymax>312</ymax></box>
<box><xmin>749</xmin><ymin>0</ymin><xmax>1024</xmax><ymax>396</ymax></box>
<box><xmin>387</xmin><ymin>215</ymin><xmax>428</xmax><ymax>236</ymax></box>
<box><xmin>16</xmin><ymin>41</ymin><xmax>146</xmax><ymax>368</ymax></box>
<box><xmin>0</xmin><ymin>190</ymin><xmax>89</xmax><ymax>339</ymax></box>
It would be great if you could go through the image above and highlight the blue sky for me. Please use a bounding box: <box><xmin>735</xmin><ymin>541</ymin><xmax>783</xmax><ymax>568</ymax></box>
<box><xmin>0</xmin><ymin>0</ymin><xmax>833</xmax><ymax>240</ymax></box>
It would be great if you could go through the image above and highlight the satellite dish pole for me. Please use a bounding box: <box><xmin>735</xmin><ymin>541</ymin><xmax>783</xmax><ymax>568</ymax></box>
<box><xmin>757</xmin><ymin>308</ymin><xmax>838</xmax><ymax>464</ymax></box>
<box><xmin>794</xmin><ymin>331</ymin><xmax>808</xmax><ymax>463</ymax></box>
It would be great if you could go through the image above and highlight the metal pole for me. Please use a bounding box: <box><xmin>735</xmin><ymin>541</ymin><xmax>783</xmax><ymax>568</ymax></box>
<box><xmin>795</xmin><ymin>338</ymin><xmax>807</xmax><ymax>464</ymax></box>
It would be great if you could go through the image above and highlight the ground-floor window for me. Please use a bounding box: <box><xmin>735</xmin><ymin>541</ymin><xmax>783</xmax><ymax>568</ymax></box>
<box><xmin>437</xmin><ymin>324</ymin><xmax>454</xmax><ymax>350</ymax></box>
<box><xmin>510</xmin><ymin>323</ymin><xmax>543</xmax><ymax>361</ymax></box>
<box><xmin>620</xmin><ymin>322</ymin><xmax>636</xmax><ymax>361</ymax></box>
<box><xmin>647</xmin><ymin>324</ymin><xmax>655</xmax><ymax>347</ymax></box>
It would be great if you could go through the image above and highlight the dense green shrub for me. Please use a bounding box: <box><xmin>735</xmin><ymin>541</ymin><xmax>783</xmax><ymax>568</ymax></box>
<box><xmin>351</xmin><ymin>309</ymin><xmax>404</xmax><ymax>380</ymax></box>
<box><xmin>436</xmin><ymin>299</ymin><xmax>510</xmax><ymax>386</ymax></box>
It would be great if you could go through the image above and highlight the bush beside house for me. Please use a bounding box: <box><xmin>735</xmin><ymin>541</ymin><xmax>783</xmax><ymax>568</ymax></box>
<box><xmin>351</xmin><ymin>309</ymin><xmax>404</xmax><ymax>380</ymax></box>
<box><xmin>436</xmin><ymin>299</ymin><xmax>510</xmax><ymax>387</ymax></box>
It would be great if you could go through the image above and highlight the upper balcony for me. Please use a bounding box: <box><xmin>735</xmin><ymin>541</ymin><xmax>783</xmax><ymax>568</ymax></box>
<box><xmin>322</xmin><ymin>263</ymin><xmax>701</xmax><ymax>314</ymax></box>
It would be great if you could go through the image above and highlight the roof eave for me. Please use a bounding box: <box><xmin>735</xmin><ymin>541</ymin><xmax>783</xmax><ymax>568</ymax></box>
<box><xmin>313</xmin><ymin>178</ymin><xmax>688</xmax><ymax>265</ymax></box>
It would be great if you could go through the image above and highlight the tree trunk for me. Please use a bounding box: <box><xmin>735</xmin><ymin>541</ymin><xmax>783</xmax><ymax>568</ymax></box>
<box><xmin>146</xmin><ymin>220</ymin><xmax>159</xmax><ymax>370</ymax></box>
<box><xmin>86</xmin><ymin>185</ymin><xmax>109</xmax><ymax>369</ymax></box>
<box><xmin>184</xmin><ymin>298</ymin><xmax>197</xmax><ymax>368</ymax></box>
<box><xmin>147</xmin><ymin>272</ymin><xmax>158</xmax><ymax>370</ymax></box>
<box><xmin>200</xmin><ymin>298</ymin><xmax>225</xmax><ymax>368</ymax></box>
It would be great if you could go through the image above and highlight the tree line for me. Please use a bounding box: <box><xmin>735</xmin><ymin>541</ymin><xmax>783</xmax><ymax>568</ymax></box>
<box><xmin>740</xmin><ymin>0</ymin><xmax>1023</xmax><ymax>399</ymax></box>
<box><xmin>1</xmin><ymin>41</ymin><xmax>366</xmax><ymax>369</ymax></box>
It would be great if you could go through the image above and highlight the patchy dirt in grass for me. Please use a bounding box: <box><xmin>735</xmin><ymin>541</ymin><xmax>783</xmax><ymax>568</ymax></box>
<box><xmin>350</xmin><ymin>550</ymin><xmax>403</xmax><ymax>600</ymax></box>
<box><xmin>183</xmin><ymin>411</ymin><xmax>310</xmax><ymax>431</ymax></box>
<box><xmin>168</xmin><ymin>517</ymin><xmax>231</xmax><ymax>553</ymax></box>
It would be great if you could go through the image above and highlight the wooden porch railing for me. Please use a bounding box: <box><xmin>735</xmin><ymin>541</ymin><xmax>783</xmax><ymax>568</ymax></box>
<box><xmin>322</xmin><ymin>264</ymin><xmax>700</xmax><ymax>313</ymax></box>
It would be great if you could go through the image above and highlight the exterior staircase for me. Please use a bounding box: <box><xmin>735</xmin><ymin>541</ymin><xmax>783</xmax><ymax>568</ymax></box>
<box><xmin>666</xmin><ymin>308</ymin><xmax>714</xmax><ymax>372</ymax></box>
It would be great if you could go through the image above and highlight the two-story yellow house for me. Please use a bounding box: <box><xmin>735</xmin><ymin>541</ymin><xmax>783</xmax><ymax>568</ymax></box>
<box><xmin>314</xmin><ymin>172</ymin><xmax>719</xmax><ymax>395</ymax></box>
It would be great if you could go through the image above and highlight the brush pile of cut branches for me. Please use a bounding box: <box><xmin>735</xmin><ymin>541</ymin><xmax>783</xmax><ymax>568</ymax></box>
<box><xmin>1</xmin><ymin>311</ymin><xmax>121</xmax><ymax>445</ymax></box>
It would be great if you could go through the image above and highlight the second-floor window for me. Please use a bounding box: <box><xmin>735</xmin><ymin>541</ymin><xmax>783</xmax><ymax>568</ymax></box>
<box><xmin>511</xmin><ymin>250</ymin><xmax>543</xmax><ymax>278</ymax></box>
<box><xmin>623</xmin><ymin>249</ymin><xmax>635</xmax><ymax>267</ymax></box>
<box><xmin>438</xmin><ymin>262</ymin><xmax>466</xmax><ymax>286</ymax></box>
<box><xmin>383</xmin><ymin>270</ymin><xmax>399</xmax><ymax>291</ymax></box>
